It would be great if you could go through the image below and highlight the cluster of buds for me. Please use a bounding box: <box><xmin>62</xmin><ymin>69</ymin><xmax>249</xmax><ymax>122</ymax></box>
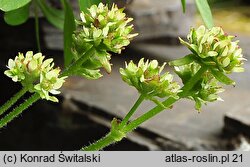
<box><xmin>4</xmin><ymin>51</ymin><xmax>67</xmax><ymax>102</ymax></box>
<box><xmin>180</xmin><ymin>25</ymin><xmax>246</xmax><ymax>74</ymax></box>
<box><xmin>170</xmin><ymin>25</ymin><xmax>247</xmax><ymax>110</ymax></box>
<box><xmin>174</xmin><ymin>63</ymin><xmax>224</xmax><ymax>111</ymax></box>
<box><xmin>72</xmin><ymin>3</ymin><xmax>137</xmax><ymax>78</ymax></box>
<box><xmin>120</xmin><ymin>58</ymin><xmax>180</xmax><ymax>107</ymax></box>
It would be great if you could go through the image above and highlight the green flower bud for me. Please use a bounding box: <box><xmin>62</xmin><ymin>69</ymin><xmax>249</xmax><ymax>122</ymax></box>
<box><xmin>175</xmin><ymin>62</ymin><xmax>224</xmax><ymax>111</ymax></box>
<box><xmin>78</xmin><ymin>3</ymin><xmax>137</xmax><ymax>53</ymax></box>
<box><xmin>120</xmin><ymin>58</ymin><xmax>181</xmax><ymax>106</ymax></box>
<box><xmin>72</xmin><ymin>3</ymin><xmax>138</xmax><ymax>77</ymax></box>
<box><xmin>180</xmin><ymin>25</ymin><xmax>246</xmax><ymax>74</ymax></box>
<box><xmin>4</xmin><ymin>51</ymin><xmax>67</xmax><ymax>102</ymax></box>
<box><xmin>34</xmin><ymin>68</ymin><xmax>67</xmax><ymax>102</ymax></box>
<box><xmin>4</xmin><ymin>51</ymin><xmax>53</xmax><ymax>88</ymax></box>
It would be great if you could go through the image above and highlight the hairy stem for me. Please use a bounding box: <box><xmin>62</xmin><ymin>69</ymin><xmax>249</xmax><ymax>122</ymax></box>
<box><xmin>124</xmin><ymin>66</ymin><xmax>208</xmax><ymax>133</ymax></box>
<box><xmin>81</xmin><ymin>132</ymin><xmax>115</xmax><ymax>151</ymax></box>
<box><xmin>0</xmin><ymin>87</ymin><xmax>28</xmax><ymax>116</ymax></box>
<box><xmin>60</xmin><ymin>47</ymin><xmax>95</xmax><ymax>77</ymax></box>
<box><xmin>119</xmin><ymin>94</ymin><xmax>145</xmax><ymax>128</ymax></box>
<box><xmin>82</xmin><ymin>95</ymin><xmax>145</xmax><ymax>151</ymax></box>
<box><xmin>81</xmin><ymin>66</ymin><xmax>208</xmax><ymax>150</ymax></box>
<box><xmin>0</xmin><ymin>93</ymin><xmax>40</xmax><ymax>129</ymax></box>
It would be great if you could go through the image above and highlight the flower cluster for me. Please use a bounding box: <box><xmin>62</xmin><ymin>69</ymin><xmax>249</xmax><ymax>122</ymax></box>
<box><xmin>72</xmin><ymin>3</ymin><xmax>137</xmax><ymax>78</ymax></box>
<box><xmin>4</xmin><ymin>51</ymin><xmax>67</xmax><ymax>102</ymax></box>
<box><xmin>78</xmin><ymin>3</ymin><xmax>137</xmax><ymax>53</ymax></box>
<box><xmin>171</xmin><ymin>25</ymin><xmax>247</xmax><ymax>110</ymax></box>
<box><xmin>120</xmin><ymin>58</ymin><xmax>180</xmax><ymax>107</ymax></box>
<box><xmin>174</xmin><ymin>63</ymin><xmax>224</xmax><ymax>111</ymax></box>
<box><xmin>180</xmin><ymin>25</ymin><xmax>246</xmax><ymax>74</ymax></box>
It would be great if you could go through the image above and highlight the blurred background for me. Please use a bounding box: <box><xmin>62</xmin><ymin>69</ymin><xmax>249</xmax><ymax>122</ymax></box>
<box><xmin>0</xmin><ymin>0</ymin><xmax>250</xmax><ymax>150</ymax></box>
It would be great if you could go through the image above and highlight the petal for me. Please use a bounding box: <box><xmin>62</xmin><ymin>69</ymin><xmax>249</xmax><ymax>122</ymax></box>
<box><xmin>8</xmin><ymin>59</ymin><xmax>15</xmax><ymax>68</ymax></box>
<box><xmin>221</xmin><ymin>46</ymin><xmax>228</xmax><ymax>57</ymax></box>
<box><xmin>207</xmin><ymin>51</ymin><xmax>218</xmax><ymax>57</ymax></box>
<box><xmin>80</xmin><ymin>13</ymin><xmax>86</xmax><ymax>23</ymax></box>
<box><xmin>53</xmin><ymin>80</ymin><xmax>64</xmax><ymax>89</ymax></box>
<box><xmin>25</xmin><ymin>51</ymin><xmax>33</xmax><ymax>58</ymax></box>
<box><xmin>33</xmin><ymin>53</ymin><xmax>42</xmax><ymax>59</ymax></box>
<box><xmin>49</xmin><ymin>96</ymin><xmax>59</xmax><ymax>102</ymax></box>
<box><xmin>50</xmin><ymin>89</ymin><xmax>61</xmax><ymax>95</ymax></box>
<box><xmin>28</xmin><ymin>59</ymin><xmax>38</xmax><ymax>71</ymax></box>
<box><xmin>222</xmin><ymin>57</ymin><xmax>230</xmax><ymax>67</ymax></box>
<box><xmin>41</xmin><ymin>58</ymin><xmax>53</xmax><ymax>69</ymax></box>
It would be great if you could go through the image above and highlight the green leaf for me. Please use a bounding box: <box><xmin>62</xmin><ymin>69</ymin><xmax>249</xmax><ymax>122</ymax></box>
<box><xmin>37</xmin><ymin>0</ymin><xmax>64</xmax><ymax>30</ymax></box>
<box><xmin>210</xmin><ymin>69</ymin><xmax>235</xmax><ymax>85</ymax></box>
<box><xmin>4</xmin><ymin>3</ymin><xmax>30</xmax><ymax>26</ymax></box>
<box><xmin>78</xmin><ymin>0</ymin><xmax>102</xmax><ymax>12</ymax></box>
<box><xmin>169</xmin><ymin>54</ymin><xmax>195</xmax><ymax>66</ymax></box>
<box><xmin>76</xmin><ymin>68</ymin><xmax>102</xmax><ymax>80</ymax></box>
<box><xmin>181</xmin><ymin>0</ymin><xmax>186</xmax><ymax>13</ymax></box>
<box><xmin>62</xmin><ymin>0</ymin><xmax>76</xmax><ymax>67</ymax></box>
<box><xmin>195</xmin><ymin>0</ymin><xmax>214</xmax><ymax>29</ymax></box>
<box><xmin>0</xmin><ymin>0</ymin><xmax>31</xmax><ymax>12</ymax></box>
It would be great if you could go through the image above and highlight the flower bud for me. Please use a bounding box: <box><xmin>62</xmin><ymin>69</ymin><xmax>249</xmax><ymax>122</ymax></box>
<box><xmin>120</xmin><ymin>58</ymin><xmax>181</xmax><ymax>104</ymax></box>
<box><xmin>77</xmin><ymin>3</ymin><xmax>137</xmax><ymax>53</ymax></box>
<box><xmin>174</xmin><ymin>62</ymin><xmax>224</xmax><ymax>111</ymax></box>
<box><xmin>4</xmin><ymin>51</ymin><xmax>66</xmax><ymax>102</ymax></box>
<box><xmin>180</xmin><ymin>25</ymin><xmax>246</xmax><ymax>74</ymax></box>
<box><xmin>72</xmin><ymin>3</ymin><xmax>138</xmax><ymax>77</ymax></box>
<box><xmin>34</xmin><ymin>68</ymin><xmax>67</xmax><ymax>102</ymax></box>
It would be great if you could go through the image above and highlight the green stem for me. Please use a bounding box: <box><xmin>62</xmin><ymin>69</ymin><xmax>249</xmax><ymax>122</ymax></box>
<box><xmin>0</xmin><ymin>93</ymin><xmax>40</xmax><ymax>129</ymax></box>
<box><xmin>81</xmin><ymin>66</ymin><xmax>208</xmax><ymax>151</ymax></box>
<box><xmin>34</xmin><ymin>0</ymin><xmax>41</xmax><ymax>52</ymax></box>
<box><xmin>82</xmin><ymin>95</ymin><xmax>145</xmax><ymax>151</ymax></box>
<box><xmin>179</xmin><ymin>66</ymin><xmax>208</xmax><ymax>97</ymax></box>
<box><xmin>119</xmin><ymin>94</ymin><xmax>145</xmax><ymax>128</ymax></box>
<box><xmin>124</xmin><ymin>97</ymin><xmax>177</xmax><ymax>133</ymax></box>
<box><xmin>0</xmin><ymin>87</ymin><xmax>28</xmax><ymax>116</ymax></box>
<box><xmin>60</xmin><ymin>46</ymin><xmax>95</xmax><ymax>77</ymax></box>
<box><xmin>82</xmin><ymin>132</ymin><xmax>115</xmax><ymax>151</ymax></box>
<box><xmin>124</xmin><ymin>66</ymin><xmax>208</xmax><ymax>133</ymax></box>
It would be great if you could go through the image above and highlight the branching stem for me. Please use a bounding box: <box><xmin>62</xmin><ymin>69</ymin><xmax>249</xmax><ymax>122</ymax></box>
<box><xmin>81</xmin><ymin>66</ymin><xmax>208</xmax><ymax>151</ymax></box>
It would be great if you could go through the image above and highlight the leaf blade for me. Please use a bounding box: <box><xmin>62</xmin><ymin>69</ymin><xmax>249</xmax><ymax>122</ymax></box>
<box><xmin>210</xmin><ymin>69</ymin><xmax>235</xmax><ymax>85</ymax></box>
<box><xmin>78</xmin><ymin>0</ymin><xmax>102</xmax><ymax>12</ymax></box>
<box><xmin>195</xmin><ymin>0</ymin><xmax>214</xmax><ymax>28</ymax></box>
<box><xmin>4</xmin><ymin>3</ymin><xmax>30</xmax><ymax>26</ymax></box>
<box><xmin>0</xmin><ymin>0</ymin><xmax>31</xmax><ymax>12</ymax></box>
<box><xmin>169</xmin><ymin>54</ymin><xmax>195</xmax><ymax>66</ymax></box>
<box><xmin>62</xmin><ymin>0</ymin><xmax>76</xmax><ymax>67</ymax></box>
<box><xmin>181</xmin><ymin>0</ymin><xmax>186</xmax><ymax>13</ymax></box>
<box><xmin>37</xmin><ymin>0</ymin><xmax>64</xmax><ymax>30</ymax></box>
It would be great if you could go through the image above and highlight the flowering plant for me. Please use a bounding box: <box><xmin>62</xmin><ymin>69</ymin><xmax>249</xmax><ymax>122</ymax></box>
<box><xmin>0</xmin><ymin>2</ymin><xmax>246</xmax><ymax>151</ymax></box>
